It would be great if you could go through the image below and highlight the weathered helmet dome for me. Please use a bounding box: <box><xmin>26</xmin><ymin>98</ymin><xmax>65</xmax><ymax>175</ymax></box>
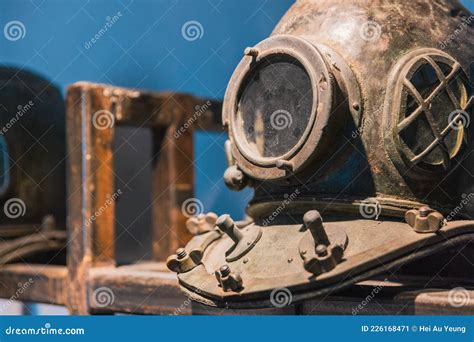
<box><xmin>221</xmin><ymin>0</ymin><xmax>474</xmax><ymax>220</ymax></box>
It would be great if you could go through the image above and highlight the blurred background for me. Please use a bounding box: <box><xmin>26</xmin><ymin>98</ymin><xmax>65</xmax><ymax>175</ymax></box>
<box><xmin>0</xmin><ymin>0</ymin><xmax>473</xmax><ymax>314</ymax></box>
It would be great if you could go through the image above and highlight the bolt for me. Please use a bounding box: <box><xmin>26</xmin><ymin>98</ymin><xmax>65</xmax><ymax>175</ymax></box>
<box><xmin>220</xmin><ymin>265</ymin><xmax>231</xmax><ymax>277</ymax></box>
<box><xmin>276</xmin><ymin>159</ymin><xmax>294</xmax><ymax>172</ymax></box>
<box><xmin>303</xmin><ymin>210</ymin><xmax>330</xmax><ymax>246</ymax></box>
<box><xmin>419</xmin><ymin>206</ymin><xmax>432</xmax><ymax>218</ymax></box>
<box><xmin>287</xmin><ymin>258</ymin><xmax>293</xmax><ymax>263</ymax></box>
<box><xmin>216</xmin><ymin>214</ymin><xmax>244</xmax><ymax>244</ymax></box>
<box><xmin>352</xmin><ymin>102</ymin><xmax>360</xmax><ymax>111</ymax></box>
<box><xmin>176</xmin><ymin>248</ymin><xmax>187</xmax><ymax>259</ymax></box>
<box><xmin>244</xmin><ymin>47</ymin><xmax>259</xmax><ymax>57</ymax></box>
<box><xmin>243</xmin><ymin>258</ymin><xmax>249</xmax><ymax>264</ymax></box>
<box><xmin>315</xmin><ymin>244</ymin><xmax>328</xmax><ymax>257</ymax></box>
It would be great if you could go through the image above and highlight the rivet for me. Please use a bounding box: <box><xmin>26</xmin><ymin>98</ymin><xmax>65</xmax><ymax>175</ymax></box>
<box><xmin>352</xmin><ymin>102</ymin><xmax>360</xmax><ymax>111</ymax></box>
<box><xmin>244</xmin><ymin>47</ymin><xmax>259</xmax><ymax>57</ymax></box>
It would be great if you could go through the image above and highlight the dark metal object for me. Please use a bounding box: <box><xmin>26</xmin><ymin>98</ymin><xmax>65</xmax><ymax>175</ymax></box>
<box><xmin>0</xmin><ymin>67</ymin><xmax>66</xmax><ymax>229</ymax></box>
<box><xmin>169</xmin><ymin>0</ymin><xmax>474</xmax><ymax>310</ymax></box>
<box><xmin>0</xmin><ymin>67</ymin><xmax>67</xmax><ymax>269</ymax></box>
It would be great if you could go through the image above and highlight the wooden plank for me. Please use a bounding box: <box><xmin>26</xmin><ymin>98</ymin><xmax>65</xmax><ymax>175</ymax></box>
<box><xmin>86</xmin><ymin>264</ymin><xmax>474</xmax><ymax>315</ymax></box>
<box><xmin>0</xmin><ymin>264</ymin><xmax>67</xmax><ymax>307</ymax></box>
<box><xmin>301</xmin><ymin>276</ymin><xmax>474</xmax><ymax>315</ymax></box>
<box><xmin>69</xmin><ymin>82</ymin><xmax>223</xmax><ymax>130</ymax></box>
<box><xmin>88</xmin><ymin>264</ymin><xmax>189</xmax><ymax>315</ymax></box>
<box><xmin>66</xmin><ymin>84</ymin><xmax>117</xmax><ymax>314</ymax></box>
<box><xmin>396</xmin><ymin>289</ymin><xmax>474</xmax><ymax>315</ymax></box>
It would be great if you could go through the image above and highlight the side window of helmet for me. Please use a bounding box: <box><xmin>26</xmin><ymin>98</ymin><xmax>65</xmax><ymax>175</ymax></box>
<box><xmin>384</xmin><ymin>49</ymin><xmax>473</xmax><ymax>175</ymax></box>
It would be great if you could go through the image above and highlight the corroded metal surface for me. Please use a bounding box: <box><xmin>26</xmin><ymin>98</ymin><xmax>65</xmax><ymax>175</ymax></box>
<box><xmin>243</xmin><ymin>0</ymin><xmax>474</xmax><ymax>218</ymax></box>
<box><xmin>0</xmin><ymin>67</ymin><xmax>66</xmax><ymax>227</ymax></box>
<box><xmin>178</xmin><ymin>218</ymin><xmax>474</xmax><ymax>308</ymax></box>
<box><xmin>171</xmin><ymin>0</ymin><xmax>474</xmax><ymax>310</ymax></box>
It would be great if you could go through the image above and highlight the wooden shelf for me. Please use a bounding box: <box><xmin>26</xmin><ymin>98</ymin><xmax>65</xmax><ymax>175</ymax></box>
<box><xmin>88</xmin><ymin>263</ymin><xmax>189</xmax><ymax>315</ymax></box>
<box><xmin>0</xmin><ymin>264</ymin><xmax>67</xmax><ymax>307</ymax></box>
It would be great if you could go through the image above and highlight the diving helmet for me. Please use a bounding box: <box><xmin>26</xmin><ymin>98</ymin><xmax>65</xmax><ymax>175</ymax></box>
<box><xmin>168</xmin><ymin>0</ymin><xmax>474</xmax><ymax>308</ymax></box>
<box><xmin>0</xmin><ymin>67</ymin><xmax>66</xmax><ymax>265</ymax></box>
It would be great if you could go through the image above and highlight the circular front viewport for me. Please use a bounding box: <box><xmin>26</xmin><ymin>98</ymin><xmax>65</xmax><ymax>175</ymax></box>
<box><xmin>235</xmin><ymin>54</ymin><xmax>314</xmax><ymax>160</ymax></box>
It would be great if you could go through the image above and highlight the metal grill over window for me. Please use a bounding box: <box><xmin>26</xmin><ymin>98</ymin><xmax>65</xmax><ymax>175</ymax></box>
<box><xmin>395</xmin><ymin>54</ymin><xmax>473</xmax><ymax>172</ymax></box>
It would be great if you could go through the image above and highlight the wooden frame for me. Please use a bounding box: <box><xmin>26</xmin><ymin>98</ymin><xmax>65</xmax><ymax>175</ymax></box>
<box><xmin>65</xmin><ymin>82</ymin><xmax>222</xmax><ymax>314</ymax></box>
